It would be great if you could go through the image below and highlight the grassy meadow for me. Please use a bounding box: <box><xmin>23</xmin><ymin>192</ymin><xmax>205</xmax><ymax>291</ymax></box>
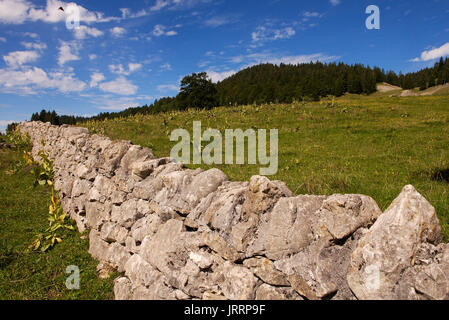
<box><xmin>80</xmin><ymin>95</ymin><xmax>449</xmax><ymax>239</ymax></box>
<box><xmin>0</xmin><ymin>93</ymin><xmax>448</xmax><ymax>300</ymax></box>
<box><xmin>0</xmin><ymin>148</ymin><xmax>117</xmax><ymax>300</ymax></box>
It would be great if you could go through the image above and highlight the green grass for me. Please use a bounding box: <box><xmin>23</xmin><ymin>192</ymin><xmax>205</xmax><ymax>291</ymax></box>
<box><xmin>0</xmin><ymin>148</ymin><xmax>117</xmax><ymax>300</ymax></box>
<box><xmin>1</xmin><ymin>93</ymin><xmax>448</xmax><ymax>299</ymax></box>
<box><xmin>81</xmin><ymin>95</ymin><xmax>449</xmax><ymax>240</ymax></box>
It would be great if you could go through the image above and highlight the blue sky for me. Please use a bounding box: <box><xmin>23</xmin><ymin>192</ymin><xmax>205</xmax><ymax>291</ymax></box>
<box><xmin>0</xmin><ymin>0</ymin><xmax>449</xmax><ymax>130</ymax></box>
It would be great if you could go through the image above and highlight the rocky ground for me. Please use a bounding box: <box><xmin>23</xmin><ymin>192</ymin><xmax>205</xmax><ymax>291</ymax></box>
<box><xmin>18</xmin><ymin>121</ymin><xmax>449</xmax><ymax>300</ymax></box>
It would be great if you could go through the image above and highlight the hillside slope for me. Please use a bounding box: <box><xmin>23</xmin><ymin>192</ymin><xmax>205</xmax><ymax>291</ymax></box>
<box><xmin>78</xmin><ymin>95</ymin><xmax>449</xmax><ymax>239</ymax></box>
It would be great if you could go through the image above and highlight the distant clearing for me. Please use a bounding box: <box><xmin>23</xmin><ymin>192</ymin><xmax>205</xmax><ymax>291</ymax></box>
<box><xmin>376</xmin><ymin>82</ymin><xmax>402</xmax><ymax>93</ymax></box>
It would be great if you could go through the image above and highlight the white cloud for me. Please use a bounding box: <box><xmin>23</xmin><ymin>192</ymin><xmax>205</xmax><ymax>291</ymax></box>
<box><xmin>165</xmin><ymin>30</ymin><xmax>178</xmax><ymax>36</ymax></box>
<box><xmin>119</xmin><ymin>7</ymin><xmax>149</xmax><ymax>19</ymax></box>
<box><xmin>89</xmin><ymin>72</ymin><xmax>105</xmax><ymax>87</ymax></box>
<box><xmin>304</xmin><ymin>11</ymin><xmax>320</xmax><ymax>17</ymax></box>
<box><xmin>89</xmin><ymin>54</ymin><xmax>97</xmax><ymax>60</ymax></box>
<box><xmin>3</xmin><ymin>50</ymin><xmax>40</xmax><ymax>68</ymax></box>
<box><xmin>153</xmin><ymin>25</ymin><xmax>165</xmax><ymax>36</ymax></box>
<box><xmin>206</xmin><ymin>70</ymin><xmax>237</xmax><ymax>83</ymax></box>
<box><xmin>57</xmin><ymin>41</ymin><xmax>80</xmax><ymax>66</ymax></box>
<box><xmin>0</xmin><ymin>0</ymin><xmax>30</xmax><ymax>24</ymax></box>
<box><xmin>92</xmin><ymin>95</ymin><xmax>154</xmax><ymax>111</ymax></box>
<box><xmin>0</xmin><ymin>66</ymin><xmax>86</xmax><ymax>94</ymax></box>
<box><xmin>98</xmin><ymin>77</ymin><xmax>138</xmax><ymax>95</ymax></box>
<box><xmin>157</xmin><ymin>84</ymin><xmax>179</xmax><ymax>92</ymax></box>
<box><xmin>153</xmin><ymin>24</ymin><xmax>177</xmax><ymax>37</ymax></box>
<box><xmin>252</xmin><ymin>26</ymin><xmax>296</xmax><ymax>42</ymax></box>
<box><xmin>205</xmin><ymin>16</ymin><xmax>232</xmax><ymax>27</ymax></box>
<box><xmin>23</xmin><ymin>32</ymin><xmax>38</xmax><ymax>39</ymax></box>
<box><xmin>120</xmin><ymin>8</ymin><xmax>131</xmax><ymax>18</ymax></box>
<box><xmin>160</xmin><ymin>63</ymin><xmax>172</xmax><ymax>71</ymax></box>
<box><xmin>230</xmin><ymin>56</ymin><xmax>244</xmax><ymax>63</ymax></box>
<box><xmin>110</xmin><ymin>26</ymin><xmax>126</xmax><ymax>37</ymax></box>
<box><xmin>302</xmin><ymin>11</ymin><xmax>324</xmax><ymax>23</ymax></box>
<box><xmin>411</xmin><ymin>42</ymin><xmax>449</xmax><ymax>62</ymax></box>
<box><xmin>0</xmin><ymin>0</ymin><xmax>118</xmax><ymax>25</ymax></box>
<box><xmin>0</xmin><ymin>37</ymin><xmax>6</xmax><ymax>42</ymax></box>
<box><xmin>330</xmin><ymin>0</ymin><xmax>341</xmax><ymax>6</ymax></box>
<box><xmin>128</xmin><ymin>63</ymin><xmax>142</xmax><ymax>73</ymax></box>
<box><xmin>73</xmin><ymin>25</ymin><xmax>104</xmax><ymax>39</ymax></box>
<box><xmin>31</xmin><ymin>0</ymin><xmax>118</xmax><ymax>24</ymax></box>
<box><xmin>21</xmin><ymin>41</ymin><xmax>47</xmax><ymax>50</ymax></box>
<box><xmin>47</xmin><ymin>70</ymin><xmax>87</xmax><ymax>92</ymax></box>
<box><xmin>149</xmin><ymin>0</ymin><xmax>209</xmax><ymax>12</ymax></box>
<box><xmin>109</xmin><ymin>63</ymin><xmax>142</xmax><ymax>75</ymax></box>
<box><xmin>150</xmin><ymin>0</ymin><xmax>170</xmax><ymax>11</ymax></box>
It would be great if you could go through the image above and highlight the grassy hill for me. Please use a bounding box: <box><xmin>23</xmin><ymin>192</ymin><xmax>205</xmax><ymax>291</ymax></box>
<box><xmin>1</xmin><ymin>93</ymin><xmax>448</xmax><ymax>300</ymax></box>
<box><xmin>79</xmin><ymin>94</ymin><xmax>449</xmax><ymax>240</ymax></box>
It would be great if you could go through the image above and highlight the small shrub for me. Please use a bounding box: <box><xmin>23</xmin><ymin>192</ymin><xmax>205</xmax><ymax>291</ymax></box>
<box><xmin>27</xmin><ymin>138</ymin><xmax>75</xmax><ymax>252</ymax></box>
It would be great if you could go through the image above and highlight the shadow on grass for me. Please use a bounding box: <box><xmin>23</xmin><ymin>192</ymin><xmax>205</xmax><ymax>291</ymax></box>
<box><xmin>432</xmin><ymin>168</ymin><xmax>449</xmax><ymax>183</ymax></box>
<box><xmin>0</xmin><ymin>240</ymin><xmax>16</xmax><ymax>269</ymax></box>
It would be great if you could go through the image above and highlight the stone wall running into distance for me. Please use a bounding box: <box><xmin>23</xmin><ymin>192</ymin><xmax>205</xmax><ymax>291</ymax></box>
<box><xmin>18</xmin><ymin>121</ymin><xmax>449</xmax><ymax>300</ymax></box>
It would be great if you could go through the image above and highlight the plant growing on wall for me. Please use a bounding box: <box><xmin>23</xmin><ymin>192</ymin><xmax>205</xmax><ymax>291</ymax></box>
<box><xmin>28</xmin><ymin>138</ymin><xmax>75</xmax><ymax>252</ymax></box>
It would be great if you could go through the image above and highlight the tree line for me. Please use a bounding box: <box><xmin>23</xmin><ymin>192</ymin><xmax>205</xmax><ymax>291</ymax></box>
<box><xmin>27</xmin><ymin>57</ymin><xmax>449</xmax><ymax>126</ymax></box>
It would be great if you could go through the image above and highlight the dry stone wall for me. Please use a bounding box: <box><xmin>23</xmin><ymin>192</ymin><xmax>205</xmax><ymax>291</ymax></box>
<box><xmin>18</xmin><ymin>121</ymin><xmax>449</xmax><ymax>300</ymax></box>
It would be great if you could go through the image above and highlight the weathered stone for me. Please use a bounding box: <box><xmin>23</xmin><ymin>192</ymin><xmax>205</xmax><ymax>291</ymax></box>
<box><xmin>97</xmin><ymin>262</ymin><xmax>115</xmax><ymax>279</ymax></box>
<box><xmin>132</xmin><ymin>173</ymin><xmax>167</xmax><ymax>200</ymax></box>
<box><xmin>101</xmin><ymin>140</ymin><xmax>131</xmax><ymax>174</ymax></box>
<box><xmin>111</xmin><ymin>199</ymin><xmax>143</xmax><ymax>228</ymax></box>
<box><xmin>201</xmin><ymin>231</ymin><xmax>243</xmax><ymax>262</ymax></box>
<box><xmin>287</xmin><ymin>274</ymin><xmax>319</xmax><ymax>300</ymax></box>
<box><xmin>395</xmin><ymin>244</ymin><xmax>449</xmax><ymax>300</ymax></box>
<box><xmin>130</xmin><ymin>214</ymin><xmax>162</xmax><ymax>242</ymax></box>
<box><xmin>86</xmin><ymin>201</ymin><xmax>111</xmax><ymax>229</ymax></box>
<box><xmin>313</xmin><ymin>194</ymin><xmax>382</xmax><ymax>241</ymax></box>
<box><xmin>243</xmin><ymin>257</ymin><xmax>289</xmax><ymax>286</ymax></box>
<box><xmin>275</xmin><ymin>239</ymin><xmax>356</xmax><ymax>300</ymax></box>
<box><xmin>120</xmin><ymin>145</ymin><xmax>155</xmax><ymax>175</ymax></box>
<box><xmin>111</xmin><ymin>190</ymin><xmax>126</xmax><ymax>205</ymax></box>
<box><xmin>153</xmin><ymin>168</ymin><xmax>203</xmax><ymax>214</ymax></box>
<box><xmin>131</xmin><ymin>159</ymin><xmax>164</xmax><ymax>179</ymax></box>
<box><xmin>100</xmin><ymin>222</ymin><xmax>128</xmax><ymax>244</ymax></box>
<box><xmin>203</xmin><ymin>291</ymin><xmax>227</xmax><ymax>300</ymax></box>
<box><xmin>72</xmin><ymin>179</ymin><xmax>92</xmax><ymax>197</ymax></box>
<box><xmin>140</xmin><ymin>219</ymin><xmax>213</xmax><ymax>297</ymax></box>
<box><xmin>255</xmin><ymin>284</ymin><xmax>303</xmax><ymax>300</ymax></box>
<box><xmin>124</xmin><ymin>254</ymin><xmax>176</xmax><ymax>299</ymax></box>
<box><xmin>75</xmin><ymin>164</ymin><xmax>90</xmax><ymax>179</ymax></box>
<box><xmin>181</xmin><ymin>168</ymin><xmax>229</xmax><ymax>209</ymax></box>
<box><xmin>189</xmin><ymin>251</ymin><xmax>215</xmax><ymax>270</ymax></box>
<box><xmin>89</xmin><ymin>229</ymin><xmax>109</xmax><ymax>262</ymax></box>
<box><xmin>137</xmin><ymin>199</ymin><xmax>151</xmax><ymax>216</ymax></box>
<box><xmin>107</xmin><ymin>243</ymin><xmax>131</xmax><ymax>272</ymax></box>
<box><xmin>248</xmin><ymin>195</ymin><xmax>326</xmax><ymax>260</ymax></box>
<box><xmin>191</xmin><ymin>182</ymin><xmax>248</xmax><ymax>232</ymax></box>
<box><xmin>241</xmin><ymin>175</ymin><xmax>293</xmax><ymax>218</ymax></box>
<box><xmin>132</xmin><ymin>285</ymin><xmax>176</xmax><ymax>300</ymax></box>
<box><xmin>216</xmin><ymin>261</ymin><xmax>259</xmax><ymax>300</ymax></box>
<box><xmin>347</xmin><ymin>185</ymin><xmax>442</xmax><ymax>300</ymax></box>
<box><xmin>414</xmin><ymin>262</ymin><xmax>449</xmax><ymax>300</ymax></box>
<box><xmin>114</xmin><ymin>277</ymin><xmax>133</xmax><ymax>300</ymax></box>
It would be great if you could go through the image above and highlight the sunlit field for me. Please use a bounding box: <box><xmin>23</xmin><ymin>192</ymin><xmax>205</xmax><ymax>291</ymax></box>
<box><xmin>79</xmin><ymin>95</ymin><xmax>449</xmax><ymax>240</ymax></box>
